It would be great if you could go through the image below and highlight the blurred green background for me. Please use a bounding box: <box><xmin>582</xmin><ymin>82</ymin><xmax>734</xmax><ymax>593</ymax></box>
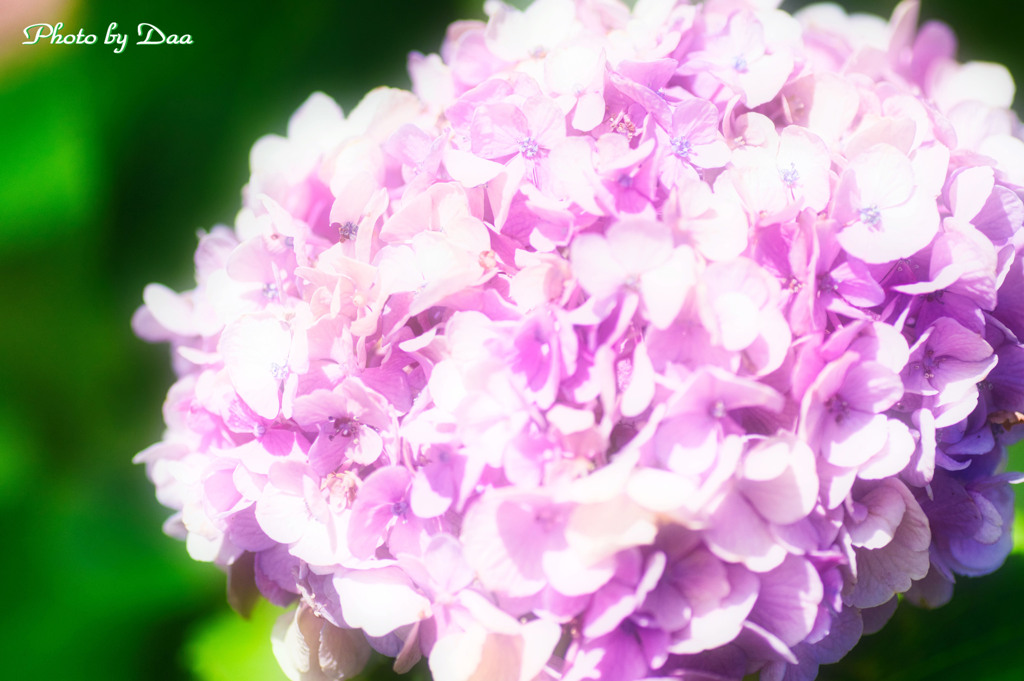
<box><xmin>1</xmin><ymin>1</ymin><xmax>1023</xmax><ymax>679</ymax></box>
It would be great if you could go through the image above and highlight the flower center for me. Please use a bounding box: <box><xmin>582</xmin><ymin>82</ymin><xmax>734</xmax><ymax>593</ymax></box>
<box><xmin>534</xmin><ymin>506</ymin><xmax>562</xmax><ymax>531</ymax></box>
<box><xmin>825</xmin><ymin>395</ymin><xmax>850</xmax><ymax>424</ymax></box>
<box><xmin>328</xmin><ymin>417</ymin><xmax>357</xmax><ymax>440</ymax></box>
<box><xmin>334</xmin><ymin>221</ymin><xmax>358</xmax><ymax>242</ymax></box>
<box><xmin>859</xmin><ymin>205</ymin><xmax>881</xmax><ymax>227</ymax></box>
<box><xmin>670</xmin><ymin>136</ymin><xmax>692</xmax><ymax>159</ymax></box>
<box><xmin>780</xmin><ymin>163</ymin><xmax>800</xmax><ymax>187</ymax></box>
<box><xmin>518</xmin><ymin>137</ymin><xmax>539</xmax><ymax>159</ymax></box>
<box><xmin>922</xmin><ymin>348</ymin><xmax>941</xmax><ymax>380</ymax></box>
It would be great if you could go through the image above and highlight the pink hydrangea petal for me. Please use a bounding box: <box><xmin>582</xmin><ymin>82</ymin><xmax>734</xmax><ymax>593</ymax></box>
<box><xmin>844</xmin><ymin>479</ymin><xmax>931</xmax><ymax>608</ymax></box>
<box><xmin>748</xmin><ymin>556</ymin><xmax>823</xmax><ymax>647</ymax></box>
<box><xmin>740</xmin><ymin>436</ymin><xmax>818</xmax><ymax>525</ymax></box>
<box><xmin>334</xmin><ymin>567</ymin><xmax>431</xmax><ymax>636</ymax></box>
<box><xmin>220</xmin><ymin>315</ymin><xmax>291</xmax><ymax>419</ymax></box>
<box><xmin>671</xmin><ymin>564</ymin><xmax>760</xmax><ymax>654</ymax></box>
<box><xmin>570</xmin><ymin>233</ymin><xmax>627</xmax><ymax>299</ymax></box>
<box><xmin>705</xmin><ymin>492</ymin><xmax>788</xmax><ymax>572</ymax></box>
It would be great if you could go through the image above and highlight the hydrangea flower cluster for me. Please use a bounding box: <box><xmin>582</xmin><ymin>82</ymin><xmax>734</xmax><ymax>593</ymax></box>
<box><xmin>134</xmin><ymin>1</ymin><xmax>1024</xmax><ymax>679</ymax></box>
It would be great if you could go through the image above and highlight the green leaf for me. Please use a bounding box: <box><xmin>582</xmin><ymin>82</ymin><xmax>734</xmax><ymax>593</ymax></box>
<box><xmin>0</xmin><ymin>59</ymin><xmax>100</xmax><ymax>250</ymax></box>
<box><xmin>185</xmin><ymin>600</ymin><xmax>290</xmax><ymax>681</ymax></box>
<box><xmin>1008</xmin><ymin>441</ymin><xmax>1024</xmax><ymax>554</ymax></box>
